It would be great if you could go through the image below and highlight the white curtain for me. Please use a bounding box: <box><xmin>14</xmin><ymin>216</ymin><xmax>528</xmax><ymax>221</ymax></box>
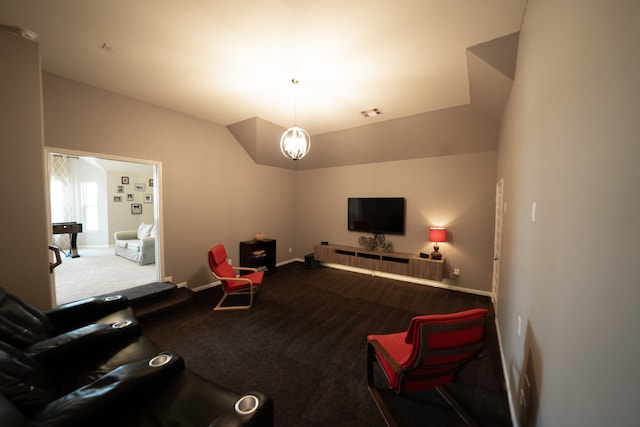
<box><xmin>49</xmin><ymin>154</ymin><xmax>73</xmax><ymax>248</ymax></box>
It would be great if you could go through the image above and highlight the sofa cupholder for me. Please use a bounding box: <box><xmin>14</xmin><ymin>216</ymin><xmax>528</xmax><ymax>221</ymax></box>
<box><xmin>149</xmin><ymin>353</ymin><xmax>173</xmax><ymax>368</ymax></box>
<box><xmin>234</xmin><ymin>394</ymin><xmax>260</xmax><ymax>415</ymax></box>
<box><xmin>104</xmin><ymin>295</ymin><xmax>122</xmax><ymax>301</ymax></box>
<box><xmin>111</xmin><ymin>320</ymin><xmax>132</xmax><ymax>329</ymax></box>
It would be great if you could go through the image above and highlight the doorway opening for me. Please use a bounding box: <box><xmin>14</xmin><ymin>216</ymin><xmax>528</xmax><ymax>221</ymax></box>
<box><xmin>492</xmin><ymin>178</ymin><xmax>504</xmax><ymax>313</ymax></box>
<box><xmin>46</xmin><ymin>148</ymin><xmax>163</xmax><ymax>304</ymax></box>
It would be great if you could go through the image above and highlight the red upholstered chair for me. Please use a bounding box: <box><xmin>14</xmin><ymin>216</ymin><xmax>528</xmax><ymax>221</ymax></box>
<box><xmin>367</xmin><ymin>308</ymin><xmax>488</xmax><ymax>427</ymax></box>
<box><xmin>208</xmin><ymin>244</ymin><xmax>264</xmax><ymax>311</ymax></box>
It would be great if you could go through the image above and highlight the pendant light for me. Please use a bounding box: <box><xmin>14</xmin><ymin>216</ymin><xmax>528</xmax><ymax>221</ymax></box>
<box><xmin>280</xmin><ymin>78</ymin><xmax>311</xmax><ymax>160</ymax></box>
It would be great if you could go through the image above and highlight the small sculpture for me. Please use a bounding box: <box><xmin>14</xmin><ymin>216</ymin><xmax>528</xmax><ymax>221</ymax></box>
<box><xmin>358</xmin><ymin>234</ymin><xmax>393</xmax><ymax>252</ymax></box>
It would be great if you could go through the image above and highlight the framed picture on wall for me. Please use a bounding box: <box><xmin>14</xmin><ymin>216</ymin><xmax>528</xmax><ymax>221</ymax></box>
<box><xmin>149</xmin><ymin>178</ymin><xmax>154</xmax><ymax>187</ymax></box>
<box><xmin>144</xmin><ymin>194</ymin><xmax>153</xmax><ymax>203</ymax></box>
<box><xmin>127</xmin><ymin>194</ymin><xmax>134</xmax><ymax>201</ymax></box>
<box><xmin>135</xmin><ymin>183</ymin><xmax>146</xmax><ymax>191</ymax></box>
<box><xmin>117</xmin><ymin>185</ymin><xmax>124</xmax><ymax>193</ymax></box>
<box><xmin>121</xmin><ymin>176</ymin><xmax>129</xmax><ymax>185</ymax></box>
<box><xmin>131</xmin><ymin>204</ymin><xmax>142</xmax><ymax>215</ymax></box>
<box><xmin>113</xmin><ymin>196</ymin><xmax>122</xmax><ymax>202</ymax></box>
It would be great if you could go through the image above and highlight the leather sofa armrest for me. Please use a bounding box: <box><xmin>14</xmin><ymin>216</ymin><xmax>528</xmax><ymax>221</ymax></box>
<box><xmin>26</xmin><ymin>321</ymin><xmax>141</xmax><ymax>364</ymax></box>
<box><xmin>45</xmin><ymin>295</ymin><xmax>130</xmax><ymax>331</ymax></box>
<box><xmin>0</xmin><ymin>394</ymin><xmax>29</xmax><ymax>427</ymax></box>
<box><xmin>33</xmin><ymin>352</ymin><xmax>184</xmax><ymax>427</ymax></box>
<box><xmin>206</xmin><ymin>392</ymin><xmax>273</xmax><ymax>427</ymax></box>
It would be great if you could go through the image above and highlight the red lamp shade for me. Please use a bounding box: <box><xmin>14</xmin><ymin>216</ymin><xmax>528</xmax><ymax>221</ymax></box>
<box><xmin>428</xmin><ymin>227</ymin><xmax>446</xmax><ymax>260</ymax></box>
<box><xmin>429</xmin><ymin>227</ymin><xmax>447</xmax><ymax>243</ymax></box>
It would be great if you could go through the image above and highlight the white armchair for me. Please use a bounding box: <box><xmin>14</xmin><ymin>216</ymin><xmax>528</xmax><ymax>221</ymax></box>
<box><xmin>114</xmin><ymin>223</ymin><xmax>155</xmax><ymax>265</ymax></box>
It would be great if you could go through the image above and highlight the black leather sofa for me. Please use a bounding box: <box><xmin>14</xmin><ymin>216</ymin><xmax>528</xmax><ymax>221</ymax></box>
<box><xmin>0</xmin><ymin>287</ymin><xmax>273</xmax><ymax>427</ymax></box>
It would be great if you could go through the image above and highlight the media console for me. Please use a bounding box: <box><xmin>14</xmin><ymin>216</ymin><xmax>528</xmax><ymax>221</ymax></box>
<box><xmin>314</xmin><ymin>244</ymin><xmax>444</xmax><ymax>282</ymax></box>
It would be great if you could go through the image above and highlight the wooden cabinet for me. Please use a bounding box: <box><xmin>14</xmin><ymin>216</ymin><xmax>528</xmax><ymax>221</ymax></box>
<box><xmin>240</xmin><ymin>239</ymin><xmax>276</xmax><ymax>274</ymax></box>
<box><xmin>314</xmin><ymin>244</ymin><xmax>444</xmax><ymax>282</ymax></box>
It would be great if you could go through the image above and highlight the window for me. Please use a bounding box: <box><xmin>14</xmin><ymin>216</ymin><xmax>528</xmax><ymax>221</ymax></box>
<box><xmin>81</xmin><ymin>181</ymin><xmax>99</xmax><ymax>231</ymax></box>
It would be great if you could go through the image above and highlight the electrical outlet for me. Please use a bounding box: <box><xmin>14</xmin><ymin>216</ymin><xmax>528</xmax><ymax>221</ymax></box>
<box><xmin>517</xmin><ymin>316</ymin><xmax>522</xmax><ymax>336</ymax></box>
<box><xmin>289</xmin><ymin>247</ymin><xmax>292</xmax><ymax>253</ymax></box>
<box><xmin>453</xmin><ymin>268</ymin><xmax>460</xmax><ymax>275</ymax></box>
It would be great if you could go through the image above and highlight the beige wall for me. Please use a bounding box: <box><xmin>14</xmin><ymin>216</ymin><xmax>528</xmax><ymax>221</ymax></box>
<box><xmin>295</xmin><ymin>152</ymin><xmax>498</xmax><ymax>292</ymax></box>
<box><xmin>42</xmin><ymin>73</ymin><xmax>296</xmax><ymax>289</ymax></box>
<box><xmin>0</xmin><ymin>32</ymin><xmax>52</xmax><ymax>309</ymax></box>
<box><xmin>497</xmin><ymin>0</ymin><xmax>639</xmax><ymax>425</ymax></box>
<box><xmin>106</xmin><ymin>169</ymin><xmax>155</xmax><ymax>245</ymax></box>
<box><xmin>40</xmin><ymin>73</ymin><xmax>498</xmax><ymax>294</ymax></box>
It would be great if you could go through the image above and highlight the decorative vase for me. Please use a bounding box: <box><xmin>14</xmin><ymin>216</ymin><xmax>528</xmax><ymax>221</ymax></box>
<box><xmin>254</xmin><ymin>233</ymin><xmax>265</xmax><ymax>241</ymax></box>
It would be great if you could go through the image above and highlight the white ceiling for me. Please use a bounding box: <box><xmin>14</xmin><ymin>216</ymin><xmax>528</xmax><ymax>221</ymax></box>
<box><xmin>1</xmin><ymin>0</ymin><xmax>527</xmax><ymax>137</ymax></box>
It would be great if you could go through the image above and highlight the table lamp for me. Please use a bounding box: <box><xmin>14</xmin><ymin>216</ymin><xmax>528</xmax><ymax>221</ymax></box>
<box><xmin>429</xmin><ymin>227</ymin><xmax>446</xmax><ymax>260</ymax></box>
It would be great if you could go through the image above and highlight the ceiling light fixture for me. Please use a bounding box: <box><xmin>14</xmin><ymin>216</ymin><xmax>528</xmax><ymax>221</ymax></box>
<box><xmin>280</xmin><ymin>78</ymin><xmax>311</xmax><ymax>161</ymax></box>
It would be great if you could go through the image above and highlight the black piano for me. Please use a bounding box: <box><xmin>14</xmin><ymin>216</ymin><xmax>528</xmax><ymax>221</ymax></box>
<box><xmin>52</xmin><ymin>222</ymin><xmax>83</xmax><ymax>258</ymax></box>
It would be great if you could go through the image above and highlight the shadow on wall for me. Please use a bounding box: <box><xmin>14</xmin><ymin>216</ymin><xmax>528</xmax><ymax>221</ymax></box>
<box><xmin>518</xmin><ymin>322</ymin><xmax>541</xmax><ymax>427</ymax></box>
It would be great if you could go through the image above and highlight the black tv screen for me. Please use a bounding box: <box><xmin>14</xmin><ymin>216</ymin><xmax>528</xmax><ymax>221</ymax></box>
<box><xmin>348</xmin><ymin>197</ymin><xmax>405</xmax><ymax>235</ymax></box>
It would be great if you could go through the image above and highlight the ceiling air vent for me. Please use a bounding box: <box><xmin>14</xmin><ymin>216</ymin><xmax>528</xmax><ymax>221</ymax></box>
<box><xmin>360</xmin><ymin>108</ymin><xmax>382</xmax><ymax>118</ymax></box>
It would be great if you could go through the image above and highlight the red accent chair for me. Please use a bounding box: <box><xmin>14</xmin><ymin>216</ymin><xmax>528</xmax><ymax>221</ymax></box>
<box><xmin>367</xmin><ymin>308</ymin><xmax>488</xmax><ymax>427</ymax></box>
<box><xmin>208</xmin><ymin>244</ymin><xmax>264</xmax><ymax>311</ymax></box>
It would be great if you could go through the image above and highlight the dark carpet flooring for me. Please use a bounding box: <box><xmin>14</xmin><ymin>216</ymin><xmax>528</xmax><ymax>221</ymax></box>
<box><xmin>140</xmin><ymin>262</ymin><xmax>512</xmax><ymax>427</ymax></box>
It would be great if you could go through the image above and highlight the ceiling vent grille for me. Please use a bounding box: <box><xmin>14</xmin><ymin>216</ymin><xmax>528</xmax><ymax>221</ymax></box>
<box><xmin>360</xmin><ymin>108</ymin><xmax>382</xmax><ymax>118</ymax></box>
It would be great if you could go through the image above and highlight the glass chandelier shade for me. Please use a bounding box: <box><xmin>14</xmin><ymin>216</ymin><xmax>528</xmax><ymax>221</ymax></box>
<box><xmin>280</xmin><ymin>126</ymin><xmax>311</xmax><ymax>160</ymax></box>
<box><xmin>280</xmin><ymin>78</ymin><xmax>311</xmax><ymax>160</ymax></box>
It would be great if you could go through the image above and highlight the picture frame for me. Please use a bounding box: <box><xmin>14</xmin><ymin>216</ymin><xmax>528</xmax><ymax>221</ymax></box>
<box><xmin>131</xmin><ymin>203</ymin><xmax>142</xmax><ymax>215</ymax></box>
<box><xmin>135</xmin><ymin>183</ymin><xmax>146</xmax><ymax>191</ymax></box>
<box><xmin>113</xmin><ymin>196</ymin><xmax>122</xmax><ymax>202</ymax></box>
<box><xmin>144</xmin><ymin>194</ymin><xmax>153</xmax><ymax>203</ymax></box>
<box><xmin>127</xmin><ymin>194</ymin><xmax>134</xmax><ymax>201</ymax></box>
<box><xmin>149</xmin><ymin>178</ymin><xmax>154</xmax><ymax>187</ymax></box>
<box><xmin>117</xmin><ymin>185</ymin><xmax>124</xmax><ymax>193</ymax></box>
<box><xmin>121</xmin><ymin>176</ymin><xmax>129</xmax><ymax>185</ymax></box>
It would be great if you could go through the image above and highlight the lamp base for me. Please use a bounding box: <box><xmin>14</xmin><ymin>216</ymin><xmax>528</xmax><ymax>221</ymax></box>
<box><xmin>430</xmin><ymin>251</ymin><xmax>442</xmax><ymax>260</ymax></box>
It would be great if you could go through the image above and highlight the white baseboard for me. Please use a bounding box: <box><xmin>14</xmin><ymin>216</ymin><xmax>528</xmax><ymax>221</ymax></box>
<box><xmin>277</xmin><ymin>258</ymin><xmax>302</xmax><ymax>266</ymax></box>
<box><xmin>192</xmin><ymin>258</ymin><xmax>300</xmax><ymax>293</ymax></box>
<box><xmin>319</xmin><ymin>262</ymin><xmax>492</xmax><ymax>297</ymax></box>
<box><xmin>192</xmin><ymin>281</ymin><xmax>220</xmax><ymax>292</ymax></box>
<box><xmin>193</xmin><ymin>258</ymin><xmax>491</xmax><ymax>299</ymax></box>
<box><xmin>494</xmin><ymin>310</ymin><xmax>519</xmax><ymax>427</ymax></box>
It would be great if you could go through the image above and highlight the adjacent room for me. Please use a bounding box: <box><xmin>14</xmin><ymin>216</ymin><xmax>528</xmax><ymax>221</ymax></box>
<box><xmin>1</xmin><ymin>1</ymin><xmax>638</xmax><ymax>426</ymax></box>
<box><xmin>49</xmin><ymin>153</ymin><xmax>159</xmax><ymax>303</ymax></box>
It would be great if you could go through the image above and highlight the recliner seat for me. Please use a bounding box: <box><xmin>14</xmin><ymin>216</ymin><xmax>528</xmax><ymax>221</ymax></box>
<box><xmin>0</xmin><ymin>287</ymin><xmax>274</xmax><ymax>427</ymax></box>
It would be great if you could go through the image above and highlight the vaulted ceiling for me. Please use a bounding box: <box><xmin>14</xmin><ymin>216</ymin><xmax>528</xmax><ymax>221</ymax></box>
<box><xmin>1</xmin><ymin>1</ymin><xmax>526</xmax><ymax>169</ymax></box>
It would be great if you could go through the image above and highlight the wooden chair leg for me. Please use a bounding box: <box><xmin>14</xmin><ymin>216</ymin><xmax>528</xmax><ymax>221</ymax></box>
<box><xmin>367</xmin><ymin>342</ymin><xmax>400</xmax><ymax>427</ymax></box>
<box><xmin>436</xmin><ymin>386</ymin><xmax>479</xmax><ymax>427</ymax></box>
<box><xmin>213</xmin><ymin>286</ymin><xmax>255</xmax><ymax>311</ymax></box>
<box><xmin>368</xmin><ymin>342</ymin><xmax>480</xmax><ymax>427</ymax></box>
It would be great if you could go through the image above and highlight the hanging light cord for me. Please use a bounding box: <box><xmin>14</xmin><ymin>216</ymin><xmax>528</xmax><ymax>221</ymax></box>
<box><xmin>292</xmin><ymin>78</ymin><xmax>299</xmax><ymax>126</ymax></box>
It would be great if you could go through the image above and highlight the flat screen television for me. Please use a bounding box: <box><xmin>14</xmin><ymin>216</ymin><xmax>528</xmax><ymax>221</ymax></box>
<box><xmin>348</xmin><ymin>197</ymin><xmax>405</xmax><ymax>235</ymax></box>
